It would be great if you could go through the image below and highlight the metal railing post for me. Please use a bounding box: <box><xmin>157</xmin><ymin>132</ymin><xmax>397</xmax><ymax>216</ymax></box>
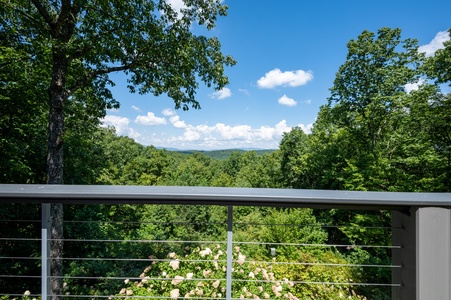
<box><xmin>226</xmin><ymin>205</ymin><xmax>233</xmax><ymax>300</ymax></box>
<box><xmin>416</xmin><ymin>207</ymin><xmax>451</xmax><ymax>300</ymax></box>
<box><xmin>392</xmin><ymin>209</ymin><xmax>416</xmax><ymax>299</ymax></box>
<box><xmin>41</xmin><ymin>203</ymin><xmax>50</xmax><ymax>300</ymax></box>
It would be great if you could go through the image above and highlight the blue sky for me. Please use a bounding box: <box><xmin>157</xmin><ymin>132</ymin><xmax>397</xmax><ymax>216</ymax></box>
<box><xmin>102</xmin><ymin>0</ymin><xmax>451</xmax><ymax>150</ymax></box>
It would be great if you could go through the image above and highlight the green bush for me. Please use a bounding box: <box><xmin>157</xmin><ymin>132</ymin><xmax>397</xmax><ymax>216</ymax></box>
<box><xmin>115</xmin><ymin>244</ymin><xmax>367</xmax><ymax>299</ymax></box>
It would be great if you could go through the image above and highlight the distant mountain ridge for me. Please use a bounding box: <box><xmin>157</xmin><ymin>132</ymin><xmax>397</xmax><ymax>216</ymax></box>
<box><xmin>158</xmin><ymin>148</ymin><xmax>276</xmax><ymax>160</ymax></box>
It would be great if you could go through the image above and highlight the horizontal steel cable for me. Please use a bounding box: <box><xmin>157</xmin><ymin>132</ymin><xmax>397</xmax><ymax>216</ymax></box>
<box><xmin>48</xmin><ymin>275</ymin><xmax>398</xmax><ymax>287</ymax></box>
<box><xmin>42</xmin><ymin>256</ymin><xmax>399</xmax><ymax>268</ymax></box>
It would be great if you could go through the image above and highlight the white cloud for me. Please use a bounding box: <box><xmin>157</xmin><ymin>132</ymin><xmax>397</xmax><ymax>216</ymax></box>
<box><xmin>135</xmin><ymin>112</ymin><xmax>167</xmax><ymax>126</ymax></box>
<box><xmin>303</xmin><ymin>99</ymin><xmax>312</xmax><ymax>104</ymax></box>
<box><xmin>210</xmin><ymin>87</ymin><xmax>232</xmax><ymax>99</ymax></box>
<box><xmin>169</xmin><ymin>115</ymin><xmax>188</xmax><ymax>129</ymax></box>
<box><xmin>165</xmin><ymin>0</ymin><xmax>187</xmax><ymax>19</ymax></box>
<box><xmin>405</xmin><ymin>78</ymin><xmax>426</xmax><ymax>93</ymax></box>
<box><xmin>162</xmin><ymin>108</ymin><xmax>175</xmax><ymax>117</ymax></box>
<box><xmin>166</xmin><ymin>120</ymin><xmax>313</xmax><ymax>149</ymax></box>
<box><xmin>103</xmin><ymin>112</ymin><xmax>314</xmax><ymax>150</ymax></box>
<box><xmin>127</xmin><ymin>128</ymin><xmax>142</xmax><ymax>140</ymax></box>
<box><xmin>183</xmin><ymin>128</ymin><xmax>201</xmax><ymax>141</ymax></box>
<box><xmin>101</xmin><ymin>115</ymin><xmax>141</xmax><ymax>139</ymax></box>
<box><xmin>278</xmin><ymin>95</ymin><xmax>297</xmax><ymax>107</ymax></box>
<box><xmin>101</xmin><ymin>115</ymin><xmax>130</xmax><ymax>135</ymax></box>
<box><xmin>299</xmin><ymin>123</ymin><xmax>313</xmax><ymax>134</ymax></box>
<box><xmin>131</xmin><ymin>105</ymin><xmax>142</xmax><ymax>112</ymax></box>
<box><xmin>418</xmin><ymin>30</ymin><xmax>450</xmax><ymax>57</ymax></box>
<box><xmin>257</xmin><ymin>68</ymin><xmax>314</xmax><ymax>89</ymax></box>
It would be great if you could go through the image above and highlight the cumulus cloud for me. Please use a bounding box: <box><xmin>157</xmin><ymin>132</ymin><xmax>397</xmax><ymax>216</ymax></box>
<box><xmin>169</xmin><ymin>115</ymin><xmax>188</xmax><ymax>129</ymax></box>
<box><xmin>131</xmin><ymin>105</ymin><xmax>142</xmax><ymax>112</ymax></box>
<box><xmin>104</xmin><ymin>109</ymin><xmax>314</xmax><ymax>150</ymax></box>
<box><xmin>278</xmin><ymin>95</ymin><xmax>297</xmax><ymax>107</ymax></box>
<box><xmin>162</xmin><ymin>108</ymin><xmax>175</xmax><ymax>117</ymax></box>
<box><xmin>101</xmin><ymin>115</ymin><xmax>130</xmax><ymax>135</ymax></box>
<box><xmin>418</xmin><ymin>31</ymin><xmax>450</xmax><ymax>57</ymax></box>
<box><xmin>210</xmin><ymin>87</ymin><xmax>232</xmax><ymax>99</ymax></box>
<box><xmin>135</xmin><ymin>112</ymin><xmax>167</xmax><ymax>126</ymax></box>
<box><xmin>101</xmin><ymin>115</ymin><xmax>141</xmax><ymax>139</ymax></box>
<box><xmin>299</xmin><ymin>123</ymin><xmax>313</xmax><ymax>134</ymax></box>
<box><xmin>164</xmin><ymin>0</ymin><xmax>187</xmax><ymax>19</ymax></box>
<box><xmin>163</xmin><ymin>119</ymin><xmax>312</xmax><ymax>149</ymax></box>
<box><xmin>257</xmin><ymin>68</ymin><xmax>313</xmax><ymax>89</ymax></box>
<box><xmin>405</xmin><ymin>78</ymin><xmax>426</xmax><ymax>93</ymax></box>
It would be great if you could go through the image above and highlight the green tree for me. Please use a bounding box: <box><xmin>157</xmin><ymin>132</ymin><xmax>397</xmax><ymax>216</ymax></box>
<box><xmin>279</xmin><ymin>127</ymin><xmax>310</xmax><ymax>188</ymax></box>
<box><xmin>0</xmin><ymin>28</ymin><xmax>48</xmax><ymax>183</ymax></box>
<box><xmin>425</xmin><ymin>28</ymin><xmax>451</xmax><ymax>86</ymax></box>
<box><xmin>328</xmin><ymin>27</ymin><xmax>421</xmax><ymax>151</ymax></box>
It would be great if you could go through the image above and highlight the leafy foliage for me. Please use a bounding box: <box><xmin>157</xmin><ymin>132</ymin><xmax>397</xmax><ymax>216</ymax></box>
<box><xmin>116</xmin><ymin>245</ymin><xmax>366</xmax><ymax>300</ymax></box>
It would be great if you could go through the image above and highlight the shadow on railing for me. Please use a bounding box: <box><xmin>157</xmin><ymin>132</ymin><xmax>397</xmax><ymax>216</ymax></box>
<box><xmin>1</xmin><ymin>185</ymin><xmax>451</xmax><ymax>299</ymax></box>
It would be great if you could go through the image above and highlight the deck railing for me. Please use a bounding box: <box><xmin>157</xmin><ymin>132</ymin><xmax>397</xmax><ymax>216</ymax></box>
<box><xmin>1</xmin><ymin>184</ymin><xmax>451</xmax><ymax>299</ymax></box>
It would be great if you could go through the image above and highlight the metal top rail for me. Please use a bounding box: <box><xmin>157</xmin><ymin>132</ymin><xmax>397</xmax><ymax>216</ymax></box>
<box><xmin>1</xmin><ymin>184</ymin><xmax>450</xmax><ymax>211</ymax></box>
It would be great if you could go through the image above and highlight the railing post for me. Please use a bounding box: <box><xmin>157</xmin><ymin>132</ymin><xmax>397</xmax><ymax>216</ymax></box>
<box><xmin>41</xmin><ymin>204</ymin><xmax>51</xmax><ymax>300</ymax></box>
<box><xmin>393</xmin><ymin>207</ymin><xmax>451</xmax><ymax>300</ymax></box>
<box><xmin>226</xmin><ymin>205</ymin><xmax>233</xmax><ymax>300</ymax></box>
<box><xmin>392</xmin><ymin>209</ymin><xmax>416</xmax><ymax>299</ymax></box>
<box><xmin>416</xmin><ymin>207</ymin><xmax>451</xmax><ymax>300</ymax></box>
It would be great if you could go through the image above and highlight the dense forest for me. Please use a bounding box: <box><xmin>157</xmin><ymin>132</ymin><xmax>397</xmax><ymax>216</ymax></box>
<box><xmin>1</xmin><ymin>24</ymin><xmax>451</xmax><ymax>299</ymax></box>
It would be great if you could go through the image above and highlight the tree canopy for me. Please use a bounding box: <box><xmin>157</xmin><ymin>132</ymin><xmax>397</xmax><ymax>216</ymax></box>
<box><xmin>1</xmin><ymin>0</ymin><xmax>235</xmax><ymax>183</ymax></box>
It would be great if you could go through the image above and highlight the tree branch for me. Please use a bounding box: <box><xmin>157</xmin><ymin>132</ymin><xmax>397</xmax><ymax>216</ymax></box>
<box><xmin>66</xmin><ymin>64</ymin><xmax>134</xmax><ymax>97</ymax></box>
<box><xmin>30</xmin><ymin>0</ymin><xmax>54</xmax><ymax>28</ymax></box>
<box><xmin>1</xmin><ymin>0</ymin><xmax>43</xmax><ymax>27</ymax></box>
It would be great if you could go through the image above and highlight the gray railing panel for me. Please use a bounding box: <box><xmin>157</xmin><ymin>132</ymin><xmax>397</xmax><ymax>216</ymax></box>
<box><xmin>1</xmin><ymin>184</ymin><xmax>451</xmax><ymax>299</ymax></box>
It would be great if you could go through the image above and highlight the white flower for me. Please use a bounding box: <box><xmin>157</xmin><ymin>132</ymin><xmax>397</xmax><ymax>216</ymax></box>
<box><xmin>124</xmin><ymin>279</ymin><xmax>129</xmax><ymax>284</ymax></box>
<box><xmin>126</xmin><ymin>289</ymin><xmax>133</xmax><ymax>296</ymax></box>
<box><xmin>203</xmin><ymin>270</ymin><xmax>211</xmax><ymax>277</ymax></box>
<box><xmin>24</xmin><ymin>291</ymin><xmax>31</xmax><ymax>296</ymax></box>
<box><xmin>170</xmin><ymin>289</ymin><xmax>180</xmax><ymax>299</ymax></box>
<box><xmin>171</xmin><ymin>275</ymin><xmax>184</xmax><ymax>285</ymax></box>
<box><xmin>186</xmin><ymin>272</ymin><xmax>193</xmax><ymax>279</ymax></box>
<box><xmin>199</xmin><ymin>248</ymin><xmax>212</xmax><ymax>257</ymax></box>
<box><xmin>141</xmin><ymin>277</ymin><xmax>148</xmax><ymax>284</ymax></box>
<box><xmin>213</xmin><ymin>280</ymin><xmax>220</xmax><ymax>289</ymax></box>
<box><xmin>162</xmin><ymin>271</ymin><xmax>167</xmax><ymax>277</ymax></box>
<box><xmin>248</xmin><ymin>271</ymin><xmax>255</xmax><ymax>278</ymax></box>
<box><xmin>169</xmin><ymin>259</ymin><xmax>180</xmax><ymax>270</ymax></box>
<box><xmin>237</xmin><ymin>253</ymin><xmax>246</xmax><ymax>265</ymax></box>
<box><xmin>169</xmin><ymin>252</ymin><xmax>177</xmax><ymax>258</ymax></box>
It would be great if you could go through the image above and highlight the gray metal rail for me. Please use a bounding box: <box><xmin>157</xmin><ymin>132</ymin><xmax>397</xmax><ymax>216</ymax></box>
<box><xmin>1</xmin><ymin>184</ymin><xmax>451</xmax><ymax>210</ymax></box>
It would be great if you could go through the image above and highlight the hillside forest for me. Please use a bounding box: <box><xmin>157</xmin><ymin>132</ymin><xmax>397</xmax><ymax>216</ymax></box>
<box><xmin>1</xmin><ymin>26</ymin><xmax>451</xmax><ymax>299</ymax></box>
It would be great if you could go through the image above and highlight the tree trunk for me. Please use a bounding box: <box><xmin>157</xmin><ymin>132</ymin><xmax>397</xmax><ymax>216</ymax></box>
<box><xmin>46</xmin><ymin>50</ymin><xmax>68</xmax><ymax>300</ymax></box>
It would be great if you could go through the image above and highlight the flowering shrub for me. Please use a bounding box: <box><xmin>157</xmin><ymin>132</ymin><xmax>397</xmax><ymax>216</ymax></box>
<box><xmin>0</xmin><ymin>290</ymin><xmax>40</xmax><ymax>300</ymax></box>
<box><xmin>116</xmin><ymin>244</ymin><xmax>367</xmax><ymax>299</ymax></box>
